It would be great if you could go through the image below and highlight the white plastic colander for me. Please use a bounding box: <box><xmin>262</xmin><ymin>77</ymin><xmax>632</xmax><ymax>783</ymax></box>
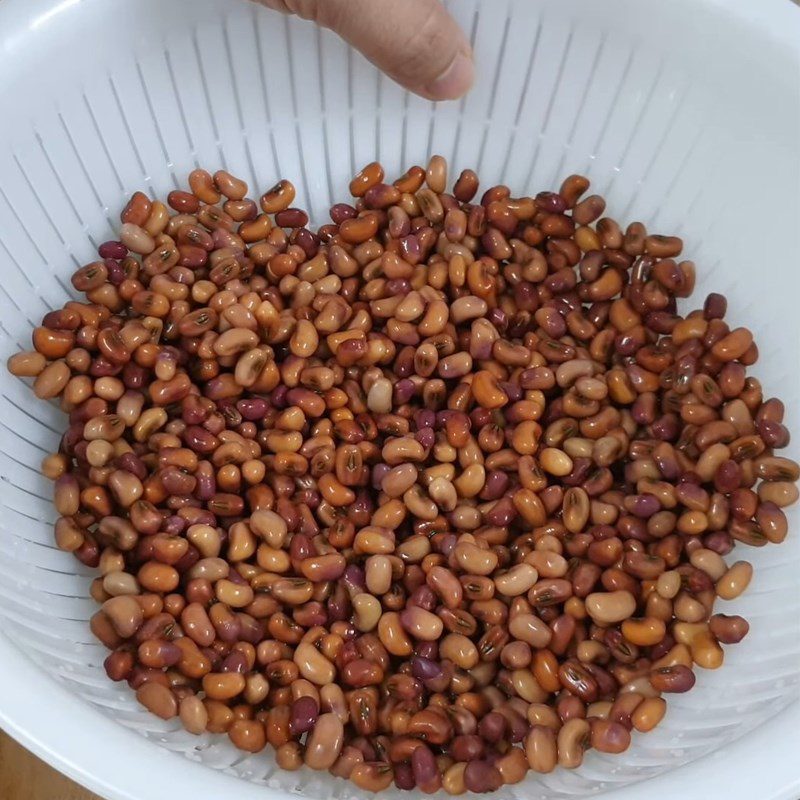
<box><xmin>0</xmin><ymin>0</ymin><xmax>798</xmax><ymax>798</ymax></box>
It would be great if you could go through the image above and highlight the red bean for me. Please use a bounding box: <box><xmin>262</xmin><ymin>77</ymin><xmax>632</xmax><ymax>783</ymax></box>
<box><xmin>464</xmin><ymin>760</ymin><xmax>503</xmax><ymax>793</ymax></box>
<box><xmin>289</xmin><ymin>695</ymin><xmax>319</xmax><ymax>735</ymax></box>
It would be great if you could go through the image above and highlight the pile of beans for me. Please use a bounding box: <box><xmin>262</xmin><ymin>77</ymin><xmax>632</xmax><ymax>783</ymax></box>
<box><xmin>7</xmin><ymin>158</ymin><xmax>798</xmax><ymax>793</ymax></box>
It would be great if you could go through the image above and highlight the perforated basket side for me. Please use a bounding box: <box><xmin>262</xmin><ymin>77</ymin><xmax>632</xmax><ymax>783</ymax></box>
<box><xmin>0</xmin><ymin>1</ymin><xmax>798</xmax><ymax>799</ymax></box>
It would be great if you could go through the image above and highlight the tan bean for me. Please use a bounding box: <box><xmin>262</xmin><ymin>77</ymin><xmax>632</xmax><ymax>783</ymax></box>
<box><xmin>539</xmin><ymin>447</ymin><xmax>573</xmax><ymax>476</ymax></box>
<box><xmin>294</xmin><ymin>641</ymin><xmax>335</xmax><ymax>685</ymax></box>
<box><xmin>187</xmin><ymin>524</ymin><xmax>222</xmax><ymax>559</ymax></box>
<box><xmin>378</xmin><ymin>612</ymin><xmax>413</xmax><ymax>657</ymax></box>
<box><xmin>352</xmin><ymin>593</ymin><xmax>382</xmax><ymax>632</ymax></box>
<box><xmin>181</xmin><ymin>602</ymin><xmax>216</xmax><ymax>647</ymax></box>
<box><xmin>425</xmin><ymin>155</ymin><xmax>447</xmax><ymax>193</ymax></box>
<box><xmin>43</xmin><ymin>454</ymin><xmax>69</xmax><ymax>480</ymax></box>
<box><xmin>690</xmin><ymin>548</ymin><xmax>728</xmax><ymax>581</ymax></box>
<box><xmin>690</xmin><ymin>630</ymin><xmax>724</xmax><ymax>669</ymax></box>
<box><xmin>365</xmin><ymin>555</ymin><xmax>393</xmax><ymax>596</ymax></box>
<box><xmin>715</xmin><ymin>561</ymin><xmax>753</xmax><ymax>600</ymax></box>
<box><xmin>383</xmin><ymin>437</ymin><xmax>426</xmax><ymax>464</ymax></box>
<box><xmin>249</xmin><ymin>509</ymin><xmax>288</xmax><ymax>547</ymax></box>
<box><xmin>495</xmin><ymin>564</ymin><xmax>539</xmax><ymax>597</ymax></box>
<box><xmin>525</xmin><ymin>551</ymin><xmax>568</xmax><ymax>578</ymax></box>
<box><xmin>454</xmin><ymin>542</ymin><xmax>498</xmax><ymax>576</ymax></box>
<box><xmin>202</xmin><ymin>672</ymin><xmax>246</xmax><ymax>701</ymax></box>
<box><xmin>400</xmin><ymin>606</ymin><xmax>443</xmax><ymax>641</ymax></box>
<box><xmin>513</xmin><ymin>488</ymin><xmax>547</xmax><ymax>526</ymax></box>
<box><xmin>471</xmin><ymin>370</ymin><xmax>508</xmax><ymax>409</ymax></box>
<box><xmin>354</xmin><ymin>526</ymin><xmax>396</xmax><ymax>555</ymax></box>
<box><xmin>403</xmin><ymin>485</ymin><xmax>439</xmax><ymax>520</ymax></box>
<box><xmin>260</xmin><ymin>180</ymin><xmax>295</xmax><ymax>213</ymax></box>
<box><xmin>204</xmin><ymin>699</ymin><xmax>234</xmax><ymax>734</ymax></box>
<box><xmin>276</xmin><ymin>742</ymin><xmax>304</xmax><ymax>771</ymax></box>
<box><xmin>272</xmin><ymin>577</ymin><xmax>314</xmax><ymax>605</ymax></box>
<box><xmin>427</xmin><ymin>476</ymin><xmax>456</xmax><ymax>511</ymax></box>
<box><xmin>495</xmin><ymin>746</ymin><xmax>528</xmax><ymax>785</ymax></box>
<box><xmin>673</xmin><ymin>593</ymin><xmax>708</xmax><ymax>623</ymax></box>
<box><xmin>758</xmin><ymin>480</ymin><xmax>799</xmax><ymax>507</ymax></box>
<box><xmin>440</xmin><ymin>633</ymin><xmax>479</xmax><ymax>669</ymax></box>
<box><xmin>33</xmin><ymin>360</ymin><xmax>70</xmax><ymax>399</ymax></box>
<box><xmin>215</xmin><ymin>578</ymin><xmax>254</xmax><ymax>607</ymax></box>
<box><xmin>101</xmin><ymin>595</ymin><xmax>144</xmax><ymax>638</ymax></box>
<box><xmin>300</xmin><ymin>553</ymin><xmax>347</xmax><ymax>582</ymax></box>
<box><xmin>304</xmin><ymin>713</ymin><xmax>344</xmax><ymax>769</ymax></box>
<box><xmin>382</xmin><ymin>464</ymin><xmax>419</xmax><ymax>498</ymax></box>
<box><xmin>453</xmin><ymin>464</ymin><xmax>485</xmax><ymax>498</ymax></box>
<box><xmin>7</xmin><ymin>351</ymin><xmax>46</xmax><ymax>377</ymax></box>
<box><xmin>179</xmin><ymin>695</ymin><xmax>209</xmax><ymax>734</ymax></box>
<box><xmin>631</xmin><ymin>697</ymin><xmax>667</xmax><ymax>732</ymax></box>
<box><xmin>367</xmin><ymin>377</ymin><xmax>393</xmax><ymax>413</ymax></box>
<box><xmin>621</xmin><ymin>617</ymin><xmax>666</xmax><ymax>647</ymax></box>
<box><xmin>562</xmin><ymin>487</ymin><xmax>590</xmax><ymax>533</ymax></box>
<box><xmin>557</xmin><ymin>718</ymin><xmax>591</xmax><ymax>768</ymax></box>
<box><xmin>585</xmin><ymin>591</ymin><xmax>637</xmax><ymax>624</ymax></box>
<box><xmin>102</xmin><ymin>571</ymin><xmax>139</xmax><ymax>597</ymax></box>
<box><xmin>442</xmin><ymin>762</ymin><xmax>467</xmax><ymax>795</ymax></box>
<box><xmin>120</xmin><ymin>223</ymin><xmax>155</xmax><ymax>254</ymax></box>
<box><xmin>656</xmin><ymin>570</ymin><xmax>681</xmax><ymax>599</ymax></box>
<box><xmin>508</xmin><ymin>613</ymin><xmax>552</xmax><ymax>648</ymax></box>
<box><xmin>526</xmin><ymin>725</ymin><xmax>557</xmax><ymax>773</ymax></box>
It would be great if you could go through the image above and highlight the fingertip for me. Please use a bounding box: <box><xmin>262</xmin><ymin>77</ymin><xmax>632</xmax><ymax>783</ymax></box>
<box><xmin>421</xmin><ymin>48</ymin><xmax>475</xmax><ymax>101</ymax></box>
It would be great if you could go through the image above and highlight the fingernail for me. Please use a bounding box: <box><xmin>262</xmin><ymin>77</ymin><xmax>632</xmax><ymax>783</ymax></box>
<box><xmin>424</xmin><ymin>49</ymin><xmax>474</xmax><ymax>101</ymax></box>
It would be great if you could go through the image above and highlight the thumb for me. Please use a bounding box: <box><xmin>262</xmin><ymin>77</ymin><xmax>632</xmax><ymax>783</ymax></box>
<box><xmin>258</xmin><ymin>0</ymin><xmax>474</xmax><ymax>101</ymax></box>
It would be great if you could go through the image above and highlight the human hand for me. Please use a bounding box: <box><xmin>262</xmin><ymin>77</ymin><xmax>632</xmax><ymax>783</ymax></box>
<box><xmin>256</xmin><ymin>0</ymin><xmax>474</xmax><ymax>101</ymax></box>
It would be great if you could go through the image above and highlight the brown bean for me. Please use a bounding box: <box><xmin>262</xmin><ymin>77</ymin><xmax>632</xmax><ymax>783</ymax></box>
<box><xmin>202</xmin><ymin>672</ymin><xmax>245</xmax><ymax>701</ymax></box>
<box><xmin>649</xmin><ymin>665</ymin><xmax>696</xmax><ymax>693</ymax></box>
<box><xmin>259</xmin><ymin>179</ymin><xmax>295</xmax><ymax>213</ymax></box>
<box><xmin>590</xmin><ymin>719</ymin><xmax>631</xmax><ymax>754</ymax></box>
<box><xmin>136</xmin><ymin>683</ymin><xmax>177</xmax><ymax>719</ymax></box>
<box><xmin>213</xmin><ymin>170</ymin><xmax>247</xmax><ymax>201</ymax></box>
<box><xmin>228</xmin><ymin>719</ymin><xmax>266</xmax><ymax>752</ymax></box>
<box><xmin>709</xmin><ymin>614</ymin><xmax>749</xmax><ymax>644</ymax></box>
